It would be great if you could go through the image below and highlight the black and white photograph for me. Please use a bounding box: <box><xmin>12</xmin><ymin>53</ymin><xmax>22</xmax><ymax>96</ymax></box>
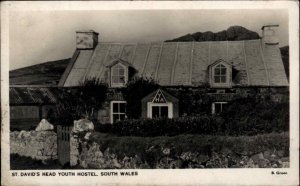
<box><xmin>1</xmin><ymin>1</ymin><xmax>299</xmax><ymax>185</ymax></box>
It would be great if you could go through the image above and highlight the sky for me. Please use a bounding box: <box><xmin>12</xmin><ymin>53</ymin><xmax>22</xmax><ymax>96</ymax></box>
<box><xmin>9</xmin><ymin>9</ymin><xmax>288</xmax><ymax>70</ymax></box>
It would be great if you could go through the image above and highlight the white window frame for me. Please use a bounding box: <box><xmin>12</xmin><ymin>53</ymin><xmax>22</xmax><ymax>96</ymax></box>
<box><xmin>147</xmin><ymin>102</ymin><xmax>173</xmax><ymax>119</ymax></box>
<box><xmin>210</xmin><ymin>62</ymin><xmax>231</xmax><ymax>88</ymax></box>
<box><xmin>212</xmin><ymin>102</ymin><xmax>227</xmax><ymax>114</ymax></box>
<box><xmin>110</xmin><ymin>101</ymin><xmax>127</xmax><ymax>123</ymax></box>
<box><xmin>110</xmin><ymin>63</ymin><xmax>128</xmax><ymax>88</ymax></box>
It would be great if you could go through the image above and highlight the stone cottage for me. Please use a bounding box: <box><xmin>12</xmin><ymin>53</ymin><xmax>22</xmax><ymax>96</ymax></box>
<box><xmin>54</xmin><ymin>25</ymin><xmax>288</xmax><ymax>124</ymax></box>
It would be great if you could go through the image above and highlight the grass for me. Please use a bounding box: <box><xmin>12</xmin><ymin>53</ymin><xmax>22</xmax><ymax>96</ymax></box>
<box><xmin>10</xmin><ymin>154</ymin><xmax>62</xmax><ymax>170</ymax></box>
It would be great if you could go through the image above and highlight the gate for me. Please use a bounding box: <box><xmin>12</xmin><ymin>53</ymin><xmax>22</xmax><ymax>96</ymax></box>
<box><xmin>57</xmin><ymin>125</ymin><xmax>72</xmax><ymax>166</ymax></box>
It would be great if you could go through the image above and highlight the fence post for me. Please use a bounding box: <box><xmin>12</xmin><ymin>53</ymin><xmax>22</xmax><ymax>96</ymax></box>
<box><xmin>70</xmin><ymin>128</ymin><xmax>80</xmax><ymax>166</ymax></box>
<box><xmin>70</xmin><ymin>119</ymin><xmax>94</xmax><ymax>167</ymax></box>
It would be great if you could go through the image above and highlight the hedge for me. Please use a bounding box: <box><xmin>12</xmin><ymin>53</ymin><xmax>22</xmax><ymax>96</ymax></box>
<box><xmin>89</xmin><ymin>132</ymin><xmax>289</xmax><ymax>161</ymax></box>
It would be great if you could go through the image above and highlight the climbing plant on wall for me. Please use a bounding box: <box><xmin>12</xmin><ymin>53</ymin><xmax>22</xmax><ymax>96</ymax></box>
<box><xmin>121</xmin><ymin>77</ymin><xmax>160</xmax><ymax>119</ymax></box>
<box><xmin>55</xmin><ymin>78</ymin><xmax>108</xmax><ymax>125</ymax></box>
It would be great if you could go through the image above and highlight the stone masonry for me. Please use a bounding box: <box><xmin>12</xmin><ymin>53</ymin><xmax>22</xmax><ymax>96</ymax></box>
<box><xmin>10</xmin><ymin>130</ymin><xmax>57</xmax><ymax>160</ymax></box>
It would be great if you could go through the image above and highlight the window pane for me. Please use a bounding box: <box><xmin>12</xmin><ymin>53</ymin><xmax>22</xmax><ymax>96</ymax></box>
<box><xmin>112</xmin><ymin>76</ymin><xmax>119</xmax><ymax>83</ymax></box>
<box><xmin>119</xmin><ymin>103</ymin><xmax>126</xmax><ymax>113</ymax></box>
<box><xmin>220</xmin><ymin>68</ymin><xmax>226</xmax><ymax>75</ymax></box>
<box><xmin>112</xmin><ymin>68</ymin><xmax>119</xmax><ymax>76</ymax></box>
<box><xmin>215</xmin><ymin>103</ymin><xmax>222</xmax><ymax>113</ymax></box>
<box><xmin>113</xmin><ymin>114</ymin><xmax>119</xmax><ymax>123</ymax></box>
<box><xmin>220</xmin><ymin>76</ymin><xmax>226</xmax><ymax>83</ymax></box>
<box><xmin>119</xmin><ymin>68</ymin><xmax>125</xmax><ymax>76</ymax></box>
<box><xmin>119</xmin><ymin>76</ymin><xmax>125</xmax><ymax>83</ymax></box>
<box><xmin>214</xmin><ymin>76</ymin><xmax>220</xmax><ymax>83</ymax></box>
<box><xmin>152</xmin><ymin>106</ymin><xmax>160</xmax><ymax>118</ymax></box>
<box><xmin>215</xmin><ymin>68</ymin><xmax>220</xmax><ymax>75</ymax></box>
<box><xmin>113</xmin><ymin>103</ymin><xmax>119</xmax><ymax>113</ymax></box>
<box><xmin>221</xmin><ymin>104</ymin><xmax>226</xmax><ymax>113</ymax></box>
<box><xmin>119</xmin><ymin>114</ymin><xmax>126</xmax><ymax>120</ymax></box>
<box><xmin>160</xmin><ymin>106</ymin><xmax>169</xmax><ymax>118</ymax></box>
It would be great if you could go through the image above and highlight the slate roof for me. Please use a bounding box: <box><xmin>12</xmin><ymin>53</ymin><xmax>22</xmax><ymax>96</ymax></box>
<box><xmin>59</xmin><ymin>39</ymin><xmax>288</xmax><ymax>87</ymax></box>
<box><xmin>10</xmin><ymin>87</ymin><xmax>58</xmax><ymax>105</ymax></box>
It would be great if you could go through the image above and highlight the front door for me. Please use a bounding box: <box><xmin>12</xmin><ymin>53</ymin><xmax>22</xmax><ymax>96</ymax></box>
<box><xmin>152</xmin><ymin>105</ymin><xmax>168</xmax><ymax>118</ymax></box>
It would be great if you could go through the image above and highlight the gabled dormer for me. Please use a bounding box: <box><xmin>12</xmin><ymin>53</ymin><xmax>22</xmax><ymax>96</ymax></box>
<box><xmin>106</xmin><ymin>58</ymin><xmax>134</xmax><ymax>88</ymax></box>
<box><xmin>209</xmin><ymin>59</ymin><xmax>232</xmax><ymax>88</ymax></box>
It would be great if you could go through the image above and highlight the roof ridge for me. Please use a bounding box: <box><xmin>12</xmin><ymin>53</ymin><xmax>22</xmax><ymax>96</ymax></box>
<box><xmin>99</xmin><ymin>39</ymin><xmax>262</xmax><ymax>45</ymax></box>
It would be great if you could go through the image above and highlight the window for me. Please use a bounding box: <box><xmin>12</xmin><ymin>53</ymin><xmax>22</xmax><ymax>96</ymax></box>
<box><xmin>110</xmin><ymin>101</ymin><xmax>126</xmax><ymax>123</ymax></box>
<box><xmin>147</xmin><ymin>103</ymin><xmax>173</xmax><ymax>119</ymax></box>
<box><xmin>214</xmin><ymin>64</ymin><xmax>227</xmax><ymax>83</ymax></box>
<box><xmin>212</xmin><ymin>102</ymin><xmax>227</xmax><ymax>114</ymax></box>
<box><xmin>111</xmin><ymin>63</ymin><xmax>127</xmax><ymax>87</ymax></box>
<box><xmin>210</xmin><ymin>61</ymin><xmax>232</xmax><ymax>88</ymax></box>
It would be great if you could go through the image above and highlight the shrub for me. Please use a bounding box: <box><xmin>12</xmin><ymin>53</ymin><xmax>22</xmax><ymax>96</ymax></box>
<box><xmin>221</xmin><ymin>96</ymin><xmax>289</xmax><ymax>135</ymax></box>
<box><xmin>122</xmin><ymin>77</ymin><xmax>159</xmax><ymax>119</ymax></box>
<box><xmin>98</xmin><ymin>115</ymin><xmax>224</xmax><ymax>137</ymax></box>
<box><xmin>55</xmin><ymin>78</ymin><xmax>108</xmax><ymax>125</ymax></box>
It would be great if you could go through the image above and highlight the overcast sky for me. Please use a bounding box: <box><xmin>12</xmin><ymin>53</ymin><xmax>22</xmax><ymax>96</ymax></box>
<box><xmin>9</xmin><ymin>9</ymin><xmax>288</xmax><ymax>70</ymax></box>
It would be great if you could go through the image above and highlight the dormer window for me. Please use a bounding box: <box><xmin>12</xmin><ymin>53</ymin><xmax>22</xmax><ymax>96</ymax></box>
<box><xmin>107</xmin><ymin>58</ymin><xmax>133</xmax><ymax>88</ymax></box>
<box><xmin>111</xmin><ymin>63</ymin><xmax>127</xmax><ymax>87</ymax></box>
<box><xmin>209</xmin><ymin>59</ymin><xmax>232</xmax><ymax>88</ymax></box>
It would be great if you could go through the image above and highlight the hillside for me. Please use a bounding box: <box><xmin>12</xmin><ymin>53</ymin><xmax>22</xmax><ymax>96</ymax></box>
<box><xmin>9</xmin><ymin>58</ymin><xmax>70</xmax><ymax>85</ymax></box>
<box><xmin>166</xmin><ymin>26</ymin><xmax>260</xmax><ymax>42</ymax></box>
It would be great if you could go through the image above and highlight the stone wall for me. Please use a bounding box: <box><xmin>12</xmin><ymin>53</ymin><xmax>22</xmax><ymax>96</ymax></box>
<box><xmin>69</xmin><ymin>122</ymin><xmax>289</xmax><ymax>169</ymax></box>
<box><xmin>10</xmin><ymin>130</ymin><xmax>57</xmax><ymax>160</ymax></box>
<box><xmin>73</xmin><ymin>138</ymin><xmax>289</xmax><ymax>169</ymax></box>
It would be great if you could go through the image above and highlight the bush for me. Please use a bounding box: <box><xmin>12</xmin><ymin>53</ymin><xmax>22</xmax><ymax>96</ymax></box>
<box><xmin>122</xmin><ymin>77</ymin><xmax>159</xmax><ymax>119</ymax></box>
<box><xmin>110</xmin><ymin>115</ymin><xmax>223</xmax><ymax>137</ymax></box>
<box><xmin>55</xmin><ymin>78</ymin><xmax>108</xmax><ymax>125</ymax></box>
<box><xmin>221</xmin><ymin>96</ymin><xmax>289</xmax><ymax>135</ymax></box>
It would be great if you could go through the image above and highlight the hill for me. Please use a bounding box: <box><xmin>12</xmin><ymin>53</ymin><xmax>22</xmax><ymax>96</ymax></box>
<box><xmin>9</xmin><ymin>58</ymin><xmax>70</xmax><ymax>85</ymax></box>
<box><xmin>166</xmin><ymin>26</ymin><xmax>260</xmax><ymax>42</ymax></box>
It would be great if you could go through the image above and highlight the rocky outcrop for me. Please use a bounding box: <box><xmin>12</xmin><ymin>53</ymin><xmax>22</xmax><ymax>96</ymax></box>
<box><xmin>10</xmin><ymin>130</ymin><xmax>57</xmax><ymax>161</ymax></box>
<box><xmin>166</xmin><ymin>26</ymin><xmax>260</xmax><ymax>42</ymax></box>
<box><xmin>35</xmin><ymin>119</ymin><xmax>54</xmax><ymax>131</ymax></box>
<box><xmin>73</xmin><ymin>119</ymin><xmax>94</xmax><ymax>133</ymax></box>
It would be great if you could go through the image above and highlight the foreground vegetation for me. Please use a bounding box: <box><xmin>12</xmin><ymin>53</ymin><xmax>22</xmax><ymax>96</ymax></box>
<box><xmin>72</xmin><ymin>131</ymin><xmax>289</xmax><ymax>169</ymax></box>
<box><xmin>89</xmin><ymin>132</ymin><xmax>289</xmax><ymax>158</ymax></box>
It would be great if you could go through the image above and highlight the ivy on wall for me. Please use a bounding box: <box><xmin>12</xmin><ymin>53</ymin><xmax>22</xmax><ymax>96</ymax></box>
<box><xmin>121</xmin><ymin>77</ymin><xmax>160</xmax><ymax>119</ymax></box>
<box><xmin>55</xmin><ymin>78</ymin><xmax>108</xmax><ymax>125</ymax></box>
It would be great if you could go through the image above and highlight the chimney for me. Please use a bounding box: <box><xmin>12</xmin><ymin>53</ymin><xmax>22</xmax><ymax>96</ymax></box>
<box><xmin>261</xmin><ymin>24</ymin><xmax>279</xmax><ymax>45</ymax></box>
<box><xmin>76</xmin><ymin>30</ymin><xmax>99</xmax><ymax>49</ymax></box>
